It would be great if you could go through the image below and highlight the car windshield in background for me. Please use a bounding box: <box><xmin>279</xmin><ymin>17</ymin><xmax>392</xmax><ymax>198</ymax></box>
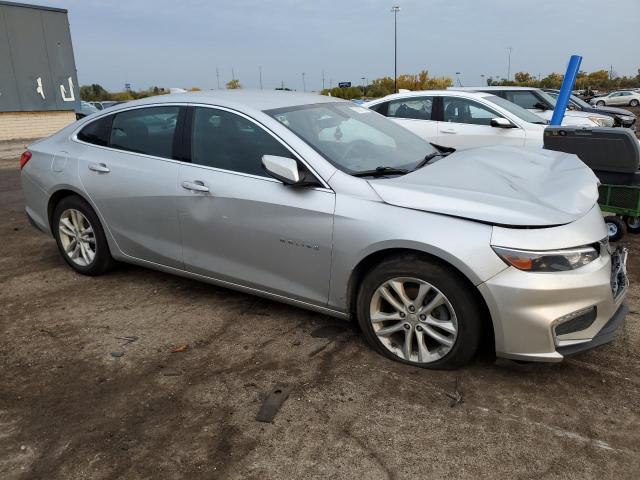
<box><xmin>265</xmin><ymin>102</ymin><xmax>437</xmax><ymax>175</ymax></box>
<box><xmin>546</xmin><ymin>91</ymin><xmax>593</xmax><ymax>110</ymax></box>
<box><xmin>483</xmin><ymin>95</ymin><xmax>547</xmax><ymax>124</ymax></box>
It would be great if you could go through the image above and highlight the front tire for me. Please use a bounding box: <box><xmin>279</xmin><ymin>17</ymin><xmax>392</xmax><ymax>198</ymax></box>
<box><xmin>356</xmin><ymin>255</ymin><xmax>481</xmax><ymax>369</ymax></box>
<box><xmin>53</xmin><ymin>195</ymin><xmax>114</xmax><ymax>275</ymax></box>
<box><xmin>596</xmin><ymin>100</ymin><xmax>605</xmax><ymax>106</ymax></box>
<box><xmin>630</xmin><ymin>99</ymin><xmax>639</xmax><ymax>107</ymax></box>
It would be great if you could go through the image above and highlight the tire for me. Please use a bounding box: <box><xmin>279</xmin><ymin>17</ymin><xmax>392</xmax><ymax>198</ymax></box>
<box><xmin>630</xmin><ymin>99</ymin><xmax>639</xmax><ymax>107</ymax></box>
<box><xmin>604</xmin><ymin>216</ymin><xmax>625</xmax><ymax>242</ymax></box>
<box><xmin>624</xmin><ymin>216</ymin><xmax>640</xmax><ymax>234</ymax></box>
<box><xmin>356</xmin><ymin>255</ymin><xmax>481</xmax><ymax>369</ymax></box>
<box><xmin>52</xmin><ymin>195</ymin><xmax>114</xmax><ymax>275</ymax></box>
<box><xmin>596</xmin><ymin>101</ymin><xmax>605</xmax><ymax>107</ymax></box>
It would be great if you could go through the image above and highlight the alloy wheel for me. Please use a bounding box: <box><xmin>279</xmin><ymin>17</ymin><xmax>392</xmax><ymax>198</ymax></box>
<box><xmin>58</xmin><ymin>209</ymin><xmax>96</xmax><ymax>267</ymax></box>
<box><xmin>369</xmin><ymin>277</ymin><xmax>458</xmax><ymax>364</ymax></box>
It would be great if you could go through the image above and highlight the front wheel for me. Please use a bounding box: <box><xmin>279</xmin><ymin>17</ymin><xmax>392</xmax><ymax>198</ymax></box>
<box><xmin>630</xmin><ymin>99</ymin><xmax>639</xmax><ymax>107</ymax></box>
<box><xmin>605</xmin><ymin>216</ymin><xmax>625</xmax><ymax>242</ymax></box>
<box><xmin>53</xmin><ymin>195</ymin><xmax>114</xmax><ymax>275</ymax></box>
<box><xmin>596</xmin><ymin>100</ymin><xmax>605</xmax><ymax>107</ymax></box>
<box><xmin>356</xmin><ymin>255</ymin><xmax>481</xmax><ymax>369</ymax></box>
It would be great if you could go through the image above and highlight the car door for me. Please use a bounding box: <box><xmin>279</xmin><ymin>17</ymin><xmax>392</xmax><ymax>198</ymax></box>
<box><xmin>437</xmin><ymin>96</ymin><xmax>525</xmax><ymax>148</ymax></box>
<box><xmin>384</xmin><ymin>96</ymin><xmax>438</xmax><ymax>142</ymax></box>
<box><xmin>503</xmin><ymin>90</ymin><xmax>549</xmax><ymax>118</ymax></box>
<box><xmin>177</xmin><ymin>106</ymin><xmax>335</xmax><ymax>305</ymax></box>
<box><xmin>76</xmin><ymin>105</ymin><xmax>183</xmax><ymax>268</ymax></box>
<box><xmin>608</xmin><ymin>93</ymin><xmax>624</xmax><ymax>105</ymax></box>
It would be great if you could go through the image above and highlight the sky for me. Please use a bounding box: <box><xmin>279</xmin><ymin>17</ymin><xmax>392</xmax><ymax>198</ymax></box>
<box><xmin>15</xmin><ymin>0</ymin><xmax>640</xmax><ymax>92</ymax></box>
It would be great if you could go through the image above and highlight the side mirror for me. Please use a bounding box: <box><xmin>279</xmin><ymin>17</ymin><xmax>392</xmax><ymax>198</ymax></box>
<box><xmin>490</xmin><ymin>117</ymin><xmax>515</xmax><ymax>129</ymax></box>
<box><xmin>262</xmin><ymin>155</ymin><xmax>300</xmax><ymax>185</ymax></box>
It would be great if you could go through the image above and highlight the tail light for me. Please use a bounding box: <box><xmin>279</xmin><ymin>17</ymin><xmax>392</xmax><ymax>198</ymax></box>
<box><xmin>20</xmin><ymin>151</ymin><xmax>32</xmax><ymax>170</ymax></box>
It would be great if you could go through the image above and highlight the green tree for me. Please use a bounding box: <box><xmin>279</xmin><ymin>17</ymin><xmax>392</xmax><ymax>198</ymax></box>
<box><xmin>79</xmin><ymin>83</ymin><xmax>110</xmax><ymax>101</ymax></box>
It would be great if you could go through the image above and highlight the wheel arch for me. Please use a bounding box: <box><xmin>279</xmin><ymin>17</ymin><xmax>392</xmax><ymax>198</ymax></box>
<box><xmin>346</xmin><ymin>247</ymin><xmax>495</xmax><ymax>353</ymax></box>
<box><xmin>47</xmin><ymin>187</ymin><xmax>88</xmax><ymax>231</ymax></box>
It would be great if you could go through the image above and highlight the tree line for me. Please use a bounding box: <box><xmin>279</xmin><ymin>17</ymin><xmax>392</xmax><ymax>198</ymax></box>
<box><xmin>487</xmin><ymin>69</ymin><xmax>640</xmax><ymax>91</ymax></box>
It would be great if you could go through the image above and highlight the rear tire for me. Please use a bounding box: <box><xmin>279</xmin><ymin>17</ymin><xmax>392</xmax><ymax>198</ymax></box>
<box><xmin>356</xmin><ymin>255</ymin><xmax>481</xmax><ymax>369</ymax></box>
<box><xmin>630</xmin><ymin>99</ymin><xmax>639</xmax><ymax>107</ymax></box>
<box><xmin>52</xmin><ymin>195</ymin><xmax>114</xmax><ymax>275</ymax></box>
<box><xmin>605</xmin><ymin>216</ymin><xmax>625</xmax><ymax>242</ymax></box>
<box><xmin>624</xmin><ymin>216</ymin><xmax>640</xmax><ymax>234</ymax></box>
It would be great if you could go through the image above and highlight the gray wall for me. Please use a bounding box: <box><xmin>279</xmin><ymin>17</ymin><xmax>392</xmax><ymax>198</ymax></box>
<box><xmin>0</xmin><ymin>2</ymin><xmax>79</xmax><ymax>112</ymax></box>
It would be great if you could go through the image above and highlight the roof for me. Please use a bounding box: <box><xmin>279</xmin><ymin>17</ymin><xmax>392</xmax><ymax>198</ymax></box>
<box><xmin>450</xmin><ymin>86</ymin><xmax>541</xmax><ymax>91</ymax></box>
<box><xmin>363</xmin><ymin>89</ymin><xmax>493</xmax><ymax>105</ymax></box>
<box><xmin>0</xmin><ymin>1</ymin><xmax>67</xmax><ymax>13</ymax></box>
<box><xmin>110</xmin><ymin>90</ymin><xmax>346</xmax><ymax>113</ymax></box>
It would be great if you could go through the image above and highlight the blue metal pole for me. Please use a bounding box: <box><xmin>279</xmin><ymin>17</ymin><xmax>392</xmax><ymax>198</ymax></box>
<box><xmin>550</xmin><ymin>55</ymin><xmax>582</xmax><ymax>126</ymax></box>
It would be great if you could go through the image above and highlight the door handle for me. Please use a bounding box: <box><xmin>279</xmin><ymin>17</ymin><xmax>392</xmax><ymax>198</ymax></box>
<box><xmin>182</xmin><ymin>180</ymin><xmax>210</xmax><ymax>193</ymax></box>
<box><xmin>88</xmin><ymin>162</ymin><xmax>110</xmax><ymax>173</ymax></box>
<box><xmin>440</xmin><ymin>129</ymin><xmax>457</xmax><ymax>134</ymax></box>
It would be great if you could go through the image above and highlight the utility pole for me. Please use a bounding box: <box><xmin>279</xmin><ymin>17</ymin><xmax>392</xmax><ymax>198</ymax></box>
<box><xmin>259</xmin><ymin>66</ymin><xmax>263</xmax><ymax>89</ymax></box>
<box><xmin>391</xmin><ymin>6</ymin><xmax>400</xmax><ymax>93</ymax></box>
<box><xmin>216</xmin><ymin>67</ymin><xmax>220</xmax><ymax>89</ymax></box>
<box><xmin>302</xmin><ymin>72</ymin><xmax>306</xmax><ymax>92</ymax></box>
<box><xmin>281</xmin><ymin>80</ymin><xmax>285</xmax><ymax>90</ymax></box>
<box><xmin>507</xmin><ymin>46</ymin><xmax>512</xmax><ymax>81</ymax></box>
<box><xmin>322</xmin><ymin>69</ymin><xmax>325</xmax><ymax>90</ymax></box>
<box><xmin>232</xmin><ymin>68</ymin><xmax>236</xmax><ymax>82</ymax></box>
<box><xmin>480</xmin><ymin>74</ymin><xmax>485</xmax><ymax>86</ymax></box>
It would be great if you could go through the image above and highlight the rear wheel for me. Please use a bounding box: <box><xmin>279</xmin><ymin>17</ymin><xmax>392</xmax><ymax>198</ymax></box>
<box><xmin>624</xmin><ymin>216</ymin><xmax>640</xmax><ymax>234</ymax></box>
<box><xmin>53</xmin><ymin>195</ymin><xmax>114</xmax><ymax>275</ymax></box>
<box><xmin>356</xmin><ymin>255</ymin><xmax>481</xmax><ymax>369</ymax></box>
<box><xmin>630</xmin><ymin>99</ymin><xmax>639</xmax><ymax>107</ymax></box>
<box><xmin>596</xmin><ymin>100</ymin><xmax>605</xmax><ymax>106</ymax></box>
<box><xmin>604</xmin><ymin>216</ymin><xmax>625</xmax><ymax>242</ymax></box>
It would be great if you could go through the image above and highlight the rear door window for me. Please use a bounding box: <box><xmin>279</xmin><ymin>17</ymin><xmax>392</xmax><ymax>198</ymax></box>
<box><xmin>109</xmin><ymin>106</ymin><xmax>180</xmax><ymax>159</ymax></box>
<box><xmin>387</xmin><ymin>97</ymin><xmax>434</xmax><ymax>120</ymax></box>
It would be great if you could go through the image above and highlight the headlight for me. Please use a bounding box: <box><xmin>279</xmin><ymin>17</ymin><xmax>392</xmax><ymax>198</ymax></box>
<box><xmin>588</xmin><ymin>116</ymin><xmax>614</xmax><ymax>127</ymax></box>
<box><xmin>492</xmin><ymin>245</ymin><xmax>599</xmax><ymax>272</ymax></box>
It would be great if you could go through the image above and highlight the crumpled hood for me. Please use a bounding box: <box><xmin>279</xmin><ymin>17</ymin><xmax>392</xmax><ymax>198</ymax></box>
<box><xmin>368</xmin><ymin>146</ymin><xmax>599</xmax><ymax>227</ymax></box>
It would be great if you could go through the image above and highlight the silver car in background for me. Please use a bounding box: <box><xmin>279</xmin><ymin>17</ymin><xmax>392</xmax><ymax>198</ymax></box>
<box><xmin>20</xmin><ymin>91</ymin><xmax>628</xmax><ymax>369</ymax></box>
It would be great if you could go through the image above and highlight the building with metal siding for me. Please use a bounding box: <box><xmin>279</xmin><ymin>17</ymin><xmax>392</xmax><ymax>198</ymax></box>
<box><xmin>0</xmin><ymin>1</ymin><xmax>79</xmax><ymax>140</ymax></box>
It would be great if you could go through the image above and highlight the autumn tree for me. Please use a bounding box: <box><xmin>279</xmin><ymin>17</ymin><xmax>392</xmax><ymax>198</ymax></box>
<box><xmin>226</xmin><ymin>79</ymin><xmax>242</xmax><ymax>89</ymax></box>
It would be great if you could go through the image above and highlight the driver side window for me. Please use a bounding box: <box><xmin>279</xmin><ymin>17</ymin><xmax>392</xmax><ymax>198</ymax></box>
<box><xmin>387</xmin><ymin>97</ymin><xmax>434</xmax><ymax>120</ymax></box>
<box><xmin>443</xmin><ymin>97</ymin><xmax>501</xmax><ymax>126</ymax></box>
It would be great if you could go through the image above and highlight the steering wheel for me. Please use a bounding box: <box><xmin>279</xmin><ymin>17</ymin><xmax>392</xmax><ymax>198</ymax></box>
<box><xmin>341</xmin><ymin>139</ymin><xmax>376</xmax><ymax>163</ymax></box>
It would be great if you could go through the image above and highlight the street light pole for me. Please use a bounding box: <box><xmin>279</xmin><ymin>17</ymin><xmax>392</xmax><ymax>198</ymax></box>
<box><xmin>259</xmin><ymin>66</ymin><xmax>263</xmax><ymax>90</ymax></box>
<box><xmin>361</xmin><ymin>76</ymin><xmax>366</xmax><ymax>97</ymax></box>
<box><xmin>391</xmin><ymin>6</ymin><xmax>400</xmax><ymax>93</ymax></box>
<box><xmin>302</xmin><ymin>72</ymin><xmax>306</xmax><ymax>92</ymax></box>
<box><xmin>507</xmin><ymin>46</ymin><xmax>512</xmax><ymax>81</ymax></box>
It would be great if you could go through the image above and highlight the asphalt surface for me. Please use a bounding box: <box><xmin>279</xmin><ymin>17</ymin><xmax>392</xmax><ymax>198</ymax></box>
<box><xmin>1</xmin><ymin>140</ymin><xmax>640</xmax><ymax>479</ymax></box>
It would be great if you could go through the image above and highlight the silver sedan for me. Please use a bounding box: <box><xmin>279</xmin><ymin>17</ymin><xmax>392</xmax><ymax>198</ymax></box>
<box><xmin>20</xmin><ymin>91</ymin><xmax>628</xmax><ymax>369</ymax></box>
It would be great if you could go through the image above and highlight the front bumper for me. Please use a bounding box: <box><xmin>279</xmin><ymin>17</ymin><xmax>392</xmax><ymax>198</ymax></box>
<box><xmin>478</xmin><ymin>247</ymin><xmax>628</xmax><ymax>362</ymax></box>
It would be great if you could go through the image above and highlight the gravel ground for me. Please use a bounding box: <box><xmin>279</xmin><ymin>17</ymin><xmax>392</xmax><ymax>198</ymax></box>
<box><xmin>1</xmin><ymin>140</ymin><xmax>639</xmax><ymax>479</ymax></box>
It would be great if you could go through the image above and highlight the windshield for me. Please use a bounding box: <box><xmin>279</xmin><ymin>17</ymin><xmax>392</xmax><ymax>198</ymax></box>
<box><xmin>482</xmin><ymin>95</ymin><xmax>547</xmax><ymax>124</ymax></box>
<box><xmin>546</xmin><ymin>91</ymin><xmax>592</xmax><ymax>109</ymax></box>
<box><xmin>265</xmin><ymin>102</ymin><xmax>437</xmax><ymax>174</ymax></box>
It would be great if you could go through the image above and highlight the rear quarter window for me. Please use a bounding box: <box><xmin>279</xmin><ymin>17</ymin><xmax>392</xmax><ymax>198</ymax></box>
<box><xmin>77</xmin><ymin>115</ymin><xmax>112</xmax><ymax>146</ymax></box>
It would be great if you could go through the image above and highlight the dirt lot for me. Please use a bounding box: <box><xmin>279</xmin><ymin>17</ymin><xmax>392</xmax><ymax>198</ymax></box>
<box><xmin>1</xmin><ymin>139</ymin><xmax>640</xmax><ymax>479</ymax></box>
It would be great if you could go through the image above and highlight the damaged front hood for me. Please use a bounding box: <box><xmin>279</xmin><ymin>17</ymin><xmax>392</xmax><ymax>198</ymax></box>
<box><xmin>368</xmin><ymin>146</ymin><xmax>599</xmax><ymax>227</ymax></box>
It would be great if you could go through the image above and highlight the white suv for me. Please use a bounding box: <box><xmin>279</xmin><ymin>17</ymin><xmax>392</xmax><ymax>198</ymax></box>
<box><xmin>364</xmin><ymin>90</ymin><xmax>548</xmax><ymax>149</ymax></box>
<box><xmin>451</xmin><ymin>86</ymin><xmax>614</xmax><ymax>127</ymax></box>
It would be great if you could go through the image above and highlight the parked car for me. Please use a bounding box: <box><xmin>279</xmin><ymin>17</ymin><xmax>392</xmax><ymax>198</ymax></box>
<box><xmin>452</xmin><ymin>86</ymin><xmax>614</xmax><ymax>127</ymax></box>
<box><xmin>75</xmin><ymin>101</ymin><xmax>99</xmax><ymax>120</ymax></box>
<box><xmin>590</xmin><ymin>91</ymin><xmax>640</xmax><ymax>107</ymax></box>
<box><xmin>363</xmin><ymin>90</ymin><xmax>547</xmax><ymax>149</ymax></box>
<box><xmin>20</xmin><ymin>91</ymin><xmax>628</xmax><ymax>369</ymax></box>
<box><xmin>543</xmin><ymin>89</ymin><xmax>636</xmax><ymax>130</ymax></box>
<box><xmin>88</xmin><ymin>101</ymin><xmax>104</xmax><ymax>110</ymax></box>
